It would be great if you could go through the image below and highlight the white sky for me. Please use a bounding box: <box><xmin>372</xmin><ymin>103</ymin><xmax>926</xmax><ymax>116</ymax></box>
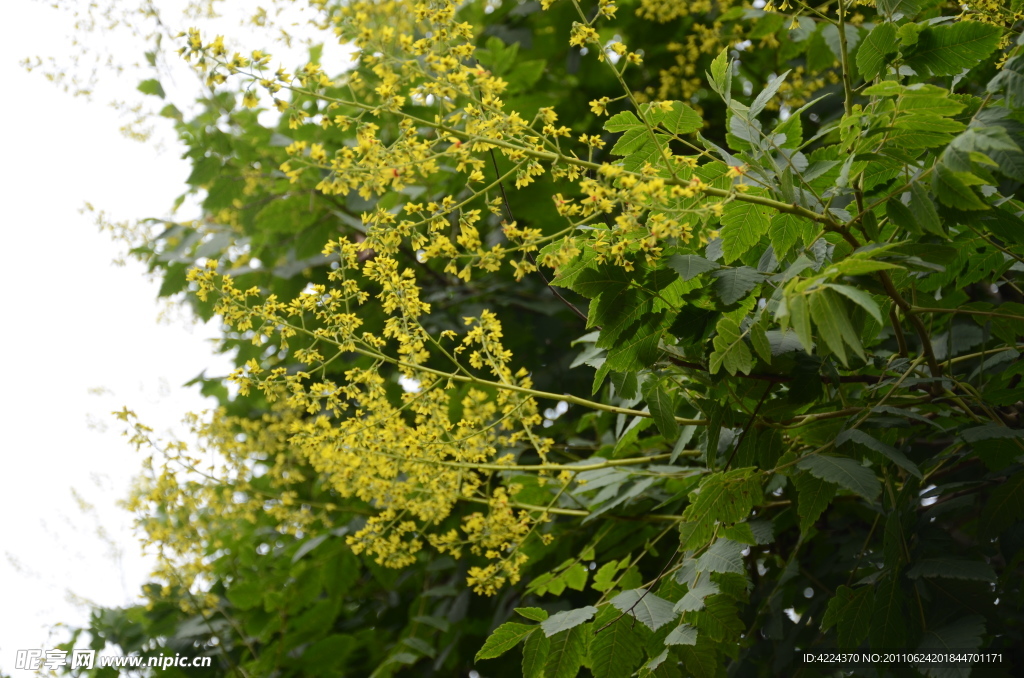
<box><xmin>0</xmin><ymin>2</ymin><xmax>235</xmax><ymax>673</ymax></box>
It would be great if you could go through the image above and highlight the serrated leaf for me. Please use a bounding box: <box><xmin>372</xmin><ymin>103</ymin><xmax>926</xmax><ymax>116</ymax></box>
<box><xmin>603</xmin><ymin>311</ymin><xmax>668</xmax><ymax>372</ymax></box>
<box><xmin>664</xmin><ymin>624</ymin><xmax>698</xmax><ymax>646</ymax></box>
<box><xmin>870</xmin><ymin>576</ymin><xmax>906</xmax><ymax>648</ymax></box>
<box><xmin>906</xmin><ymin>21</ymin><xmax>1001</xmax><ymax>76</ymax></box>
<box><xmin>593</xmin><ymin>560</ymin><xmax>626</xmax><ymax>592</ymax></box>
<box><xmin>797</xmin><ymin>454</ymin><xmax>881</xmax><ymax>501</ymax></box>
<box><xmin>516</xmin><ymin>607</ymin><xmax>549</xmax><ymax>622</ymax></box>
<box><xmin>709</xmin><ymin>49</ymin><xmax>731</xmax><ymax>102</ymax></box>
<box><xmin>932</xmin><ymin>163</ymin><xmax>989</xmax><ymax>210</ymax></box>
<box><xmin>749</xmin><ymin>323</ymin><xmax>772</xmax><ymax>364</ymax></box>
<box><xmin>787</xmin><ymin>294</ymin><xmax>814</xmax><ymax>354</ymax></box>
<box><xmin>821</xmin><ymin>585</ymin><xmax>874</xmax><ymax>650</ymax></box>
<box><xmin>719</xmin><ymin>201</ymin><xmax>773</xmax><ymax>263</ymax></box>
<box><xmin>544</xmin><ymin>626</ymin><xmax>587</xmax><ymax>678</ymax></box>
<box><xmin>877</xmin><ymin>0</ymin><xmax>920</xmax><ymax>19</ymax></box>
<box><xmin>751</xmin><ymin>70</ymin><xmax>791</xmax><ymax>118</ymax></box>
<box><xmin>692</xmin><ymin>596</ymin><xmax>744</xmax><ymax>642</ymax></box>
<box><xmin>666</xmin><ymin>254</ymin><xmax>719</xmax><ymax>281</ymax></box>
<box><xmin>809</xmin><ymin>289</ymin><xmax>861</xmax><ymax>365</ymax></box>
<box><xmin>678</xmin><ymin>645</ymin><xmax>720</xmax><ymax>678</ymax></box>
<box><xmin>793</xmin><ymin>471</ymin><xmax>836</xmax><ymax>533</ymax></box>
<box><xmin>476</xmin><ymin>622</ymin><xmax>537</xmax><ymax>660</ymax></box>
<box><xmin>980</xmin><ymin>470</ymin><xmax>1024</xmax><ymax>536</ymax></box>
<box><xmin>836</xmin><ymin>428</ymin><xmax>922</xmax><ymax>478</ymax></box>
<box><xmin>642</xmin><ymin>381</ymin><xmax>679</xmax><ymax>439</ymax></box>
<box><xmin>824</xmin><ymin>284</ymin><xmax>883</xmax><ymax>324</ymax></box>
<box><xmin>541</xmin><ymin>606</ymin><xmax>599</xmax><ymax>637</ymax></box>
<box><xmin>590</xmin><ymin>606</ymin><xmax>645</xmax><ymax>678</ymax></box>
<box><xmin>565</xmin><ymin>563</ymin><xmax>589</xmax><ymax>591</ymax></box>
<box><xmin>682</xmin><ymin>468</ymin><xmax>763</xmax><ymax>527</ymax></box>
<box><xmin>909</xmin><ymin>181</ymin><xmax>944</xmax><ymax>236</ymax></box>
<box><xmin>521</xmin><ymin>629</ymin><xmax>549</xmax><ymax>678</ymax></box>
<box><xmin>918</xmin><ymin>615</ymin><xmax>985</xmax><ymax>655</ymax></box>
<box><xmin>695</xmin><ymin>538</ymin><xmax>746</xmax><ymax>574</ymax></box>
<box><xmin>769</xmin><ymin>213</ymin><xmax>812</xmax><ymax>260</ymax></box>
<box><xmin>674</xmin><ymin>578</ymin><xmax>719</xmax><ymax>613</ymax></box>
<box><xmin>886</xmin><ymin>197</ymin><xmax>920</xmax><ymax>235</ymax></box>
<box><xmin>711</xmin><ymin>267</ymin><xmax>765</xmax><ymax>305</ymax></box>
<box><xmin>857</xmin><ymin>23</ymin><xmax>898</xmax><ymax>80</ymax></box>
<box><xmin>650</xmin><ymin>101</ymin><xmax>703</xmax><ymax>134</ymax></box>
<box><xmin>907</xmin><ymin>558</ymin><xmax>997</xmax><ymax>583</ymax></box>
<box><xmin>710</xmin><ymin>317</ymin><xmax>754</xmax><ymax>376</ymax></box>
<box><xmin>605</xmin><ymin>110</ymin><xmax>643</xmax><ymax>133</ymax></box>
<box><xmin>610</xmin><ymin>589</ymin><xmax>678</xmax><ymax>631</ymax></box>
<box><xmin>611</xmin><ymin>127</ymin><xmax>650</xmax><ymax>156</ymax></box>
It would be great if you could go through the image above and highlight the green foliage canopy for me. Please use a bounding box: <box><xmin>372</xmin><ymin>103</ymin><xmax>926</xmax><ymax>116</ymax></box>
<box><xmin>50</xmin><ymin>0</ymin><xmax>1024</xmax><ymax>676</ymax></box>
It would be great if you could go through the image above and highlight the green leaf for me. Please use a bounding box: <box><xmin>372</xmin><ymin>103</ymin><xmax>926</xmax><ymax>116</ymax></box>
<box><xmin>932</xmin><ymin>163</ymin><xmax>989</xmax><ymax>210</ymax></box>
<box><xmin>906</xmin><ymin>22</ymin><xmax>1001</xmax><ymax>77</ymax></box>
<box><xmin>886</xmin><ymin>196</ymin><xmax>921</xmax><ymax>235</ymax></box>
<box><xmin>695</xmin><ymin>538</ymin><xmax>746</xmax><ymax>575</ymax></box>
<box><xmin>137</xmin><ymin>78</ymin><xmax>166</xmax><ymax>98</ymax></box>
<box><xmin>692</xmin><ymin>596</ymin><xmax>744</xmax><ymax>642</ymax></box>
<box><xmin>648</xmin><ymin>101</ymin><xmax>703</xmax><ymax>134</ymax></box>
<box><xmin>907</xmin><ymin>558</ymin><xmax>997</xmax><ymax>583</ymax></box>
<box><xmin>605</xmin><ymin>110</ymin><xmax>643</xmax><ymax>133</ymax></box>
<box><xmin>796</xmin><ymin>454</ymin><xmax>881</xmax><ymax>501</ymax></box>
<box><xmin>749</xmin><ymin>323</ymin><xmax>772</xmax><ymax>364</ymax></box>
<box><xmin>603</xmin><ymin>311</ymin><xmax>667</xmax><ymax>372</ymax></box>
<box><xmin>870</xmin><ymin>576</ymin><xmax>907</xmax><ymax>648</ymax></box>
<box><xmin>836</xmin><ymin>428</ymin><xmax>922</xmax><ymax>478</ymax></box>
<box><xmin>543</xmin><ymin>626</ymin><xmax>587</xmax><ymax>678</ymax></box>
<box><xmin>810</xmin><ymin>288</ymin><xmax>864</xmax><ymax>366</ymax></box>
<box><xmin>682</xmin><ymin>468</ymin><xmax>763</xmax><ymax>526</ymax></box>
<box><xmin>642</xmin><ymin>381</ymin><xmax>679</xmax><ymax>439</ymax></box>
<box><xmin>476</xmin><ymin>622</ymin><xmax>536</xmax><ymax>660</ymax></box>
<box><xmin>787</xmin><ymin>294</ymin><xmax>814</xmax><ymax>354</ymax></box>
<box><xmin>225</xmin><ymin>580</ymin><xmax>263</xmax><ymax>610</ymax></box>
<box><xmin>674</xmin><ymin>579</ymin><xmax>719</xmax><ymax>613</ymax></box>
<box><xmin>589</xmin><ymin>606</ymin><xmax>644</xmax><ymax>678</ymax></box>
<box><xmin>709</xmin><ymin>49</ymin><xmax>732</xmax><ymax>103</ymax></box>
<box><xmin>593</xmin><ymin>560</ymin><xmax>627</xmax><ymax>592</ymax></box>
<box><xmin>793</xmin><ymin>471</ymin><xmax>836</xmax><ymax>533</ymax></box>
<box><xmin>750</xmin><ymin>70</ymin><xmax>791</xmax><ymax>117</ymax></box>
<box><xmin>666</xmin><ymin>254</ymin><xmax>719</xmax><ymax>281</ymax></box>
<box><xmin>664</xmin><ymin>624</ymin><xmax>698</xmax><ymax>646</ymax></box>
<box><xmin>857</xmin><ymin>23</ymin><xmax>898</xmax><ymax>80</ymax></box>
<box><xmin>909</xmin><ymin>181</ymin><xmax>945</xmax><ymax>236</ymax></box>
<box><xmin>877</xmin><ymin>0</ymin><xmax>920</xmax><ymax>19</ymax></box>
<box><xmin>769</xmin><ymin>213</ymin><xmax>812</xmax><ymax>260</ymax></box>
<box><xmin>564</xmin><ymin>563</ymin><xmax>589</xmax><ymax>591</ymax></box>
<box><xmin>711</xmin><ymin>267</ymin><xmax>765</xmax><ymax>305</ymax></box>
<box><xmin>521</xmin><ymin>629</ymin><xmax>550</xmax><ymax>678</ymax></box>
<box><xmin>719</xmin><ymin>200</ymin><xmax>773</xmax><ymax>263</ymax></box>
<box><xmin>609</xmin><ymin>589</ymin><xmax>677</xmax><ymax>631</ymax></box>
<box><xmin>516</xmin><ymin>607</ymin><xmax>550</xmax><ymax>622</ymax></box>
<box><xmin>980</xmin><ymin>470</ymin><xmax>1024</xmax><ymax>536</ymax></box>
<box><xmin>824</xmin><ymin>284</ymin><xmax>884</xmax><ymax>325</ymax></box>
<box><xmin>918</xmin><ymin>615</ymin><xmax>985</xmax><ymax>654</ymax></box>
<box><xmin>821</xmin><ymin>585</ymin><xmax>874</xmax><ymax>650</ymax></box>
<box><xmin>611</xmin><ymin>127</ymin><xmax>650</xmax><ymax>156</ymax></box>
<box><xmin>540</xmin><ymin>606</ymin><xmax>598</xmax><ymax>637</ymax></box>
<box><xmin>710</xmin><ymin>317</ymin><xmax>754</xmax><ymax>376</ymax></box>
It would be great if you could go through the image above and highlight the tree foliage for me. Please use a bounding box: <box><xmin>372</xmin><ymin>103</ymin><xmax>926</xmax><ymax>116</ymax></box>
<box><xmin>49</xmin><ymin>0</ymin><xmax>1024</xmax><ymax>675</ymax></box>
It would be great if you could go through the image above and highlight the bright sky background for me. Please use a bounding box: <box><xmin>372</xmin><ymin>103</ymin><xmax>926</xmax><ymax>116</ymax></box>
<box><xmin>0</xmin><ymin>2</ymin><xmax>243</xmax><ymax>673</ymax></box>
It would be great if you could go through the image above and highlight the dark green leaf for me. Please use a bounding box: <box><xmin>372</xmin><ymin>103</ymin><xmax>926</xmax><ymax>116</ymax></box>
<box><xmin>857</xmin><ymin>23</ymin><xmax>898</xmax><ymax>80</ymax></box>
<box><xmin>906</xmin><ymin>22</ymin><xmax>1001</xmax><ymax>76</ymax></box>
<box><xmin>476</xmin><ymin>622</ymin><xmax>536</xmax><ymax>660</ymax></box>
<box><xmin>797</xmin><ymin>454</ymin><xmax>881</xmax><ymax>501</ymax></box>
